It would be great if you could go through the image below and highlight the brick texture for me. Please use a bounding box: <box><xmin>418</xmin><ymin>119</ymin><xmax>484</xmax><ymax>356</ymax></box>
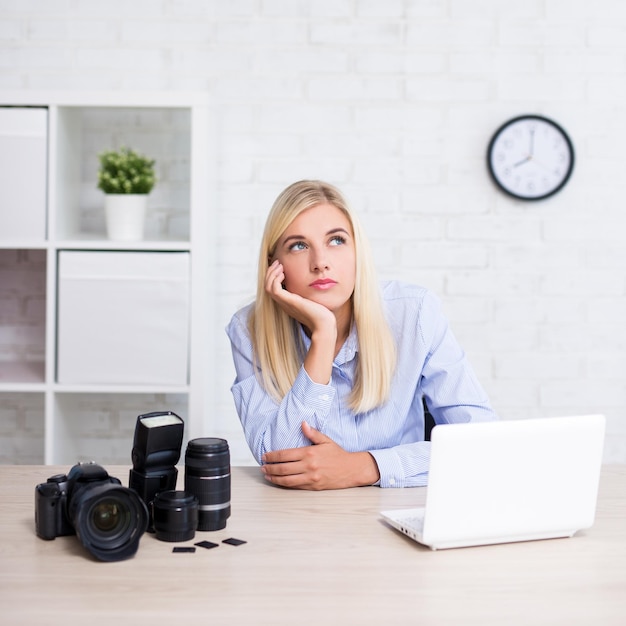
<box><xmin>1</xmin><ymin>0</ymin><xmax>625</xmax><ymax>464</ymax></box>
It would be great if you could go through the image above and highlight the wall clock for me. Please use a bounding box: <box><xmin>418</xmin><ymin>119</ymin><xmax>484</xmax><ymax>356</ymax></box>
<box><xmin>487</xmin><ymin>114</ymin><xmax>574</xmax><ymax>201</ymax></box>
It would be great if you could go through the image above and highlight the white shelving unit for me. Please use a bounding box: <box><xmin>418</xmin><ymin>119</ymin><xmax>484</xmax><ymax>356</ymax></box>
<box><xmin>0</xmin><ymin>92</ymin><xmax>214</xmax><ymax>464</ymax></box>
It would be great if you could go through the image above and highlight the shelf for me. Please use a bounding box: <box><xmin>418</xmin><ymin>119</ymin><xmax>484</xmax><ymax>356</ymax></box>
<box><xmin>0</xmin><ymin>91</ymin><xmax>211</xmax><ymax>108</ymax></box>
<box><xmin>0</xmin><ymin>93</ymin><xmax>212</xmax><ymax>466</ymax></box>
<box><xmin>0</xmin><ymin>242</ymin><xmax>48</xmax><ymax>250</ymax></box>
<box><xmin>54</xmin><ymin>238</ymin><xmax>192</xmax><ymax>251</ymax></box>
<box><xmin>52</xmin><ymin>384</ymin><xmax>190</xmax><ymax>394</ymax></box>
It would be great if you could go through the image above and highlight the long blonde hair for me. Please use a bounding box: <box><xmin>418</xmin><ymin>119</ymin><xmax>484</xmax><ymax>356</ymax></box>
<box><xmin>249</xmin><ymin>180</ymin><xmax>396</xmax><ymax>413</ymax></box>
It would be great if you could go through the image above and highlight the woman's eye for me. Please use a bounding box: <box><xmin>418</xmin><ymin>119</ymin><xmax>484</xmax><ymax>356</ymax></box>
<box><xmin>288</xmin><ymin>241</ymin><xmax>307</xmax><ymax>251</ymax></box>
<box><xmin>329</xmin><ymin>235</ymin><xmax>346</xmax><ymax>246</ymax></box>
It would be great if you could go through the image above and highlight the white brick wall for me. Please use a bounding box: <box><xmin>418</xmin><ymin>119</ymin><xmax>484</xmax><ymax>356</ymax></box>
<box><xmin>1</xmin><ymin>0</ymin><xmax>626</xmax><ymax>465</ymax></box>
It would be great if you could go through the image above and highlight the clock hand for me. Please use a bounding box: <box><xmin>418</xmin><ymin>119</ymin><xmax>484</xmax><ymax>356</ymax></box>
<box><xmin>513</xmin><ymin>155</ymin><xmax>531</xmax><ymax>167</ymax></box>
<box><xmin>528</xmin><ymin>155</ymin><xmax>557</xmax><ymax>172</ymax></box>
<box><xmin>529</xmin><ymin>128</ymin><xmax>535</xmax><ymax>157</ymax></box>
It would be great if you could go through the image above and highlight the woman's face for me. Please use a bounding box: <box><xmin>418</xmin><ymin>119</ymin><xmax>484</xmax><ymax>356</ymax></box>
<box><xmin>273</xmin><ymin>202</ymin><xmax>356</xmax><ymax>317</ymax></box>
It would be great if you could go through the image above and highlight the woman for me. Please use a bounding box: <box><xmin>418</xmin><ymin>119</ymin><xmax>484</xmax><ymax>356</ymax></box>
<box><xmin>226</xmin><ymin>180</ymin><xmax>497</xmax><ymax>490</ymax></box>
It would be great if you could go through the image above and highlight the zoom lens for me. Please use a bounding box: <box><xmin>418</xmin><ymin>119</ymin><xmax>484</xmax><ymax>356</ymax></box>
<box><xmin>152</xmin><ymin>490</ymin><xmax>199</xmax><ymax>542</ymax></box>
<box><xmin>184</xmin><ymin>438</ymin><xmax>231</xmax><ymax>531</ymax></box>
<box><xmin>73</xmin><ymin>484</ymin><xmax>148</xmax><ymax>562</ymax></box>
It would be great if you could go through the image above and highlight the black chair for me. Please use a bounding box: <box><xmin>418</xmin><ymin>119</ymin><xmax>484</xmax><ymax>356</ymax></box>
<box><xmin>423</xmin><ymin>397</ymin><xmax>436</xmax><ymax>442</ymax></box>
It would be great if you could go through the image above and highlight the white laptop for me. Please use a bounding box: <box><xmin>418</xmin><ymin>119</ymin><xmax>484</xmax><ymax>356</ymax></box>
<box><xmin>380</xmin><ymin>414</ymin><xmax>605</xmax><ymax>550</ymax></box>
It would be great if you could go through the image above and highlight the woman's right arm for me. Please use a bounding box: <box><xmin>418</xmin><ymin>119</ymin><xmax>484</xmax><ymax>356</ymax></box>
<box><xmin>264</xmin><ymin>259</ymin><xmax>338</xmax><ymax>385</ymax></box>
<box><xmin>226</xmin><ymin>312</ymin><xmax>337</xmax><ymax>464</ymax></box>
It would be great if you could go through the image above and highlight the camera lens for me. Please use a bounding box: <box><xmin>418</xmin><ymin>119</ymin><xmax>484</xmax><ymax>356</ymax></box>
<box><xmin>185</xmin><ymin>437</ymin><xmax>231</xmax><ymax>531</ymax></box>
<box><xmin>92</xmin><ymin>500</ymin><xmax>125</xmax><ymax>533</ymax></box>
<box><xmin>72</xmin><ymin>484</ymin><xmax>148</xmax><ymax>562</ymax></box>
<box><xmin>152</xmin><ymin>490</ymin><xmax>198</xmax><ymax>542</ymax></box>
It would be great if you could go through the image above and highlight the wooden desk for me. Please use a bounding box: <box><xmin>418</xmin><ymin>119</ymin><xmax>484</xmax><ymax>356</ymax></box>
<box><xmin>1</xmin><ymin>465</ymin><xmax>625</xmax><ymax>625</ymax></box>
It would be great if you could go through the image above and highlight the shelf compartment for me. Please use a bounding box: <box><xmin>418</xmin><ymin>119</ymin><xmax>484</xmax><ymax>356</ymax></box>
<box><xmin>52</xmin><ymin>106</ymin><xmax>192</xmax><ymax>242</ymax></box>
<box><xmin>0</xmin><ymin>107</ymin><xmax>48</xmax><ymax>243</ymax></box>
<box><xmin>0</xmin><ymin>249</ymin><xmax>46</xmax><ymax>384</ymax></box>
<box><xmin>0</xmin><ymin>391</ymin><xmax>45</xmax><ymax>463</ymax></box>
<box><xmin>51</xmin><ymin>392</ymin><xmax>189</xmax><ymax>465</ymax></box>
<box><xmin>56</xmin><ymin>250</ymin><xmax>190</xmax><ymax>386</ymax></box>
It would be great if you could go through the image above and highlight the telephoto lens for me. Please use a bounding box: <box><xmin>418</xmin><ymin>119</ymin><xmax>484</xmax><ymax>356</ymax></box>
<box><xmin>152</xmin><ymin>490</ymin><xmax>198</xmax><ymax>542</ymax></box>
<box><xmin>184</xmin><ymin>438</ymin><xmax>231</xmax><ymax>531</ymax></box>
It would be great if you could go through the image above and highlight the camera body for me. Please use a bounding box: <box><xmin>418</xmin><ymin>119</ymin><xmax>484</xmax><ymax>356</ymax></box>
<box><xmin>36</xmin><ymin>462</ymin><xmax>123</xmax><ymax>540</ymax></box>
<box><xmin>35</xmin><ymin>471</ymin><xmax>78</xmax><ymax>540</ymax></box>
<box><xmin>35</xmin><ymin>462</ymin><xmax>148</xmax><ymax>562</ymax></box>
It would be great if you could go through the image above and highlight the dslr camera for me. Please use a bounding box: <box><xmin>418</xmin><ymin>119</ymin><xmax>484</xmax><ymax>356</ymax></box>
<box><xmin>35</xmin><ymin>461</ymin><xmax>148</xmax><ymax>562</ymax></box>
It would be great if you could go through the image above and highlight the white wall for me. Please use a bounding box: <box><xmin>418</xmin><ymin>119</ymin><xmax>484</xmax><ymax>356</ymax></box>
<box><xmin>2</xmin><ymin>0</ymin><xmax>626</xmax><ymax>464</ymax></box>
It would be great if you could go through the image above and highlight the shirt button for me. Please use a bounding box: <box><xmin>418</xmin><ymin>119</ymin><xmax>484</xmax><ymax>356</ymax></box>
<box><xmin>389</xmin><ymin>478</ymin><xmax>396</xmax><ymax>486</ymax></box>
<box><xmin>319</xmin><ymin>394</ymin><xmax>330</xmax><ymax>401</ymax></box>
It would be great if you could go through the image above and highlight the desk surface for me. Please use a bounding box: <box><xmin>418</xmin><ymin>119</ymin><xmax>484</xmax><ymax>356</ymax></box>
<box><xmin>1</xmin><ymin>465</ymin><xmax>625</xmax><ymax>625</ymax></box>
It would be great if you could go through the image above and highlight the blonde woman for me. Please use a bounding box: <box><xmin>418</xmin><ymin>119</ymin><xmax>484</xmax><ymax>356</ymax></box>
<box><xmin>226</xmin><ymin>180</ymin><xmax>497</xmax><ymax>490</ymax></box>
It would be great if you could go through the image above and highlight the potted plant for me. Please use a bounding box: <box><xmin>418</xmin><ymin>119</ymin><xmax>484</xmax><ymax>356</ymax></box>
<box><xmin>98</xmin><ymin>147</ymin><xmax>156</xmax><ymax>241</ymax></box>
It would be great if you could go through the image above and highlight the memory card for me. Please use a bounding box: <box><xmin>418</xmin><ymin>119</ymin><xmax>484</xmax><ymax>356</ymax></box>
<box><xmin>222</xmin><ymin>537</ymin><xmax>247</xmax><ymax>546</ymax></box>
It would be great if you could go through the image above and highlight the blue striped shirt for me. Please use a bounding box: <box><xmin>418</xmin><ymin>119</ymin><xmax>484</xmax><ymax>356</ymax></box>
<box><xmin>226</xmin><ymin>281</ymin><xmax>498</xmax><ymax>487</ymax></box>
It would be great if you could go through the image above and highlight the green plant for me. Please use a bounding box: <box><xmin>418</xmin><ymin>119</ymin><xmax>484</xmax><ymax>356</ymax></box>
<box><xmin>97</xmin><ymin>147</ymin><xmax>156</xmax><ymax>194</ymax></box>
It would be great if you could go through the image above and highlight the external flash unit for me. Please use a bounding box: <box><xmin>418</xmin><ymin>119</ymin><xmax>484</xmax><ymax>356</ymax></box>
<box><xmin>128</xmin><ymin>411</ymin><xmax>185</xmax><ymax>525</ymax></box>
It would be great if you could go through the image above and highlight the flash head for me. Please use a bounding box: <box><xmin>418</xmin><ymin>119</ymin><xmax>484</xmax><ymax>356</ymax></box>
<box><xmin>131</xmin><ymin>411</ymin><xmax>184</xmax><ymax>472</ymax></box>
<box><xmin>128</xmin><ymin>411</ymin><xmax>184</xmax><ymax>525</ymax></box>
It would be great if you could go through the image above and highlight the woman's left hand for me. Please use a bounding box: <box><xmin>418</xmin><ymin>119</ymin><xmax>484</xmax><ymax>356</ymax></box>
<box><xmin>260</xmin><ymin>421</ymin><xmax>380</xmax><ymax>490</ymax></box>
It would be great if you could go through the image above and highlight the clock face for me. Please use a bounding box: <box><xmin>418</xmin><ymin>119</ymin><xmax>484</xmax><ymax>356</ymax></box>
<box><xmin>487</xmin><ymin>115</ymin><xmax>574</xmax><ymax>201</ymax></box>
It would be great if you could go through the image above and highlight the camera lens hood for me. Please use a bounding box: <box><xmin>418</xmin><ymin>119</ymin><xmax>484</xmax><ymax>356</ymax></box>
<box><xmin>73</xmin><ymin>483</ymin><xmax>148</xmax><ymax>562</ymax></box>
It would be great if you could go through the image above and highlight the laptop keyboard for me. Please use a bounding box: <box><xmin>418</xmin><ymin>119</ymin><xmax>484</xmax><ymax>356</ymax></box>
<box><xmin>399</xmin><ymin>511</ymin><xmax>425</xmax><ymax>533</ymax></box>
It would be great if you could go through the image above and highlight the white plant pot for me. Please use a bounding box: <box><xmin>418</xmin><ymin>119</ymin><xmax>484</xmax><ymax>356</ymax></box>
<box><xmin>105</xmin><ymin>194</ymin><xmax>147</xmax><ymax>241</ymax></box>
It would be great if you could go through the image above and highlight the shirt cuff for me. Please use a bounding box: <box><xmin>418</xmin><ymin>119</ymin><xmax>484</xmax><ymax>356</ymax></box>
<box><xmin>368</xmin><ymin>448</ymin><xmax>405</xmax><ymax>488</ymax></box>
<box><xmin>290</xmin><ymin>366</ymin><xmax>336</xmax><ymax>427</ymax></box>
<box><xmin>368</xmin><ymin>444</ymin><xmax>430</xmax><ymax>488</ymax></box>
